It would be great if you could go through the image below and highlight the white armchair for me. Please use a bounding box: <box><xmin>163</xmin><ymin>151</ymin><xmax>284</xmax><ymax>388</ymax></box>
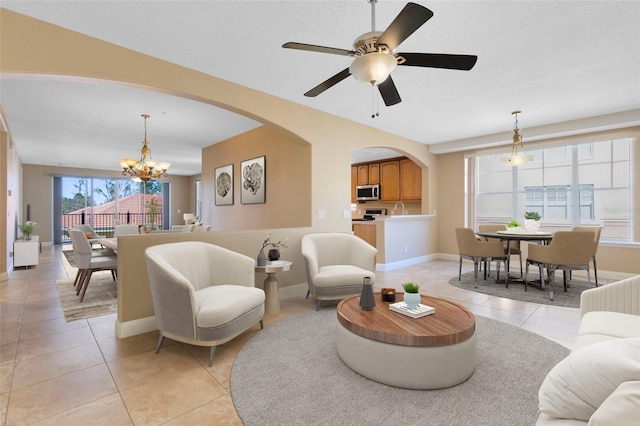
<box><xmin>301</xmin><ymin>233</ymin><xmax>377</xmax><ymax>310</ymax></box>
<box><xmin>145</xmin><ymin>241</ymin><xmax>265</xmax><ymax>366</ymax></box>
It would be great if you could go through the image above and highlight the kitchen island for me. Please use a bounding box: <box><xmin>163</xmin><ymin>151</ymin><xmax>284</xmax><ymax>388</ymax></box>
<box><xmin>352</xmin><ymin>214</ymin><xmax>436</xmax><ymax>271</ymax></box>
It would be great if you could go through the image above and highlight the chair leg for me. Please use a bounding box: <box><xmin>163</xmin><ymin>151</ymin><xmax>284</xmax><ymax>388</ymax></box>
<box><xmin>155</xmin><ymin>335</ymin><xmax>165</xmax><ymax>354</ymax></box>
<box><xmin>208</xmin><ymin>346</ymin><xmax>217</xmax><ymax>367</ymax></box>
<box><xmin>519</xmin><ymin>252</ymin><xmax>523</xmax><ymax>277</ymax></box>
<box><xmin>259</xmin><ymin>319</ymin><xmax>264</xmax><ymax>329</ymax></box>
<box><xmin>548</xmin><ymin>267</ymin><xmax>557</xmax><ymax>301</ymax></box>
<box><xmin>305</xmin><ymin>290</ymin><xmax>310</xmax><ymax>299</ymax></box>
<box><xmin>593</xmin><ymin>256</ymin><xmax>598</xmax><ymax>287</ymax></box>
<box><xmin>473</xmin><ymin>261</ymin><xmax>479</xmax><ymax>288</ymax></box>
<box><xmin>524</xmin><ymin>261</ymin><xmax>529</xmax><ymax>291</ymax></box>
<box><xmin>79</xmin><ymin>271</ymin><xmax>94</xmax><ymax>302</ymax></box>
<box><xmin>458</xmin><ymin>257</ymin><xmax>463</xmax><ymax>281</ymax></box>
<box><xmin>316</xmin><ymin>300</ymin><xmax>321</xmax><ymax>311</ymax></box>
<box><xmin>76</xmin><ymin>270</ymin><xmax>89</xmax><ymax>295</ymax></box>
<box><xmin>496</xmin><ymin>260</ymin><xmax>503</xmax><ymax>285</ymax></box>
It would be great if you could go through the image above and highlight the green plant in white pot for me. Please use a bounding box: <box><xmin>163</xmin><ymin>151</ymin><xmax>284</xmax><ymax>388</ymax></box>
<box><xmin>402</xmin><ymin>282</ymin><xmax>421</xmax><ymax>310</ymax></box>
<box><xmin>524</xmin><ymin>211</ymin><xmax>541</xmax><ymax>233</ymax></box>
<box><xmin>19</xmin><ymin>221</ymin><xmax>37</xmax><ymax>240</ymax></box>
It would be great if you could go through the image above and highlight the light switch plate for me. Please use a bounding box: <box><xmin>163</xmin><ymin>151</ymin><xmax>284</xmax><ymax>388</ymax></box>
<box><xmin>318</xmin><ymin>209</ymin><xmax>325</xmax><ymax>219</ymax></box>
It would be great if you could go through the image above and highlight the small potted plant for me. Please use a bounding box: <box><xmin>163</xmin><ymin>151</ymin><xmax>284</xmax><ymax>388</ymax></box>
<box><xmin>524</xmin><ymin>211</ymin><xmax>541</xmax><ymax>233</ymax></box>
<box><xmin>507</xmin><ymin>220</ymin><xmax>522</xmax><ymax>233</ymax></box>
<box><xmin>257</xmin><ymin>233</ymin><xmax>288</xmax><ymax>266</ymax></box>
<box><xmin>19</xmin><ymin>221</ymin><xmax>37</xmax><ymax>240</ymax></box>
<box><xmin>402</xmin><ymin>282</ymin><xmax>421</xmax><ymax>310</ymax></box>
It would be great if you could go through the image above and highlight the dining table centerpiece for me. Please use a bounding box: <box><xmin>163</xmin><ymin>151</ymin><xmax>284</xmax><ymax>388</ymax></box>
<box><xmin>524</xmin><ymin>211</ymin><xmax>541</xmax><ymax>233</ymax></box>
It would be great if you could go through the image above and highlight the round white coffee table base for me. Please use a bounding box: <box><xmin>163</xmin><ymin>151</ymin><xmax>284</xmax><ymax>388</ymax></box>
<box><xmin>336</xmin><ymin>322</ymin><xmax>476</xmax><ymax>390</ymax></box>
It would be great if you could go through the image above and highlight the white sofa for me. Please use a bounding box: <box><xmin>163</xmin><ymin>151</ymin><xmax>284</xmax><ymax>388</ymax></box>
<box><xmin>536</xmin><ymin>275</ymin><xmax>640</xmax><ymax>425</ymax></box>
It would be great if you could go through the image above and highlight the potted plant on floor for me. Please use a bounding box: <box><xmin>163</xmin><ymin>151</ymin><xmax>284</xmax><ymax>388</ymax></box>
<box><xmin>402</xmin><ymin>282</ymin><xmax>421</xmax><ymax>310</ymax></box>
<box><xmin>524</xmin><ymin>211</ymin><xmax>541</xmax><ymax>233</ymax></box>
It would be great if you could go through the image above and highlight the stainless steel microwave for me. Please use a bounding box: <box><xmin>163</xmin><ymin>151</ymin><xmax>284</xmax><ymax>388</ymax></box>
<box><xmin>356</xmin><ymin>184</ymin><xmax>380</xmax><ymax>201</ymax></box>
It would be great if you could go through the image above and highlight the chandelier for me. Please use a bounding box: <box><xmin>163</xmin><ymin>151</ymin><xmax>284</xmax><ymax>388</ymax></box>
<box><xmin>119</xmin><ymin>114</ymin><xmax>170</xmax><ymax>182</ymax></box>
<box><xmin>501</xmin><ymin>110</ymin><xmax>533</xmax><ymax>166</ymax></box>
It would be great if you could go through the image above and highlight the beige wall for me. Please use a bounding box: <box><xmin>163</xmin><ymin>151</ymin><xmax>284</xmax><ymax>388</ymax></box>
<box><xmin>1</xmin><ymin>106</ymin><xmax>22</xmax><ymax>278</ymax></box>
<box><xmin>20</xmin><ymin>164</ymin><xmax>193</xmax><ymax>245</ymax></box>
<box><xmin>202</xmin><ymin>125</ymin><xmax>311</xmax><ymax>230</ymax></box>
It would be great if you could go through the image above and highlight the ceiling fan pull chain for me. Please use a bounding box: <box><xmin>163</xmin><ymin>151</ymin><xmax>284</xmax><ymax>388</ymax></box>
<box><xmin>371</xmin><ymin>85</ymin><xmax>379</xmax><ymax>118</ymax></box>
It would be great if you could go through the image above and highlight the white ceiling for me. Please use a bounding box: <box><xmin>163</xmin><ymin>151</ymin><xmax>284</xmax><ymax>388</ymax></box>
<box><xmin>1</xmin><ymin>1</ymin><xmax>639</xmax><ymax>174</ymax></box>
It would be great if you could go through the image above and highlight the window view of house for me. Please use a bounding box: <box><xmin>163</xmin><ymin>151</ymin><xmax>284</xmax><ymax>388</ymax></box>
<box><xmin>475</xmin><ymin>139</ymin><xmax>632</xmax><ymax>241</ymax></box>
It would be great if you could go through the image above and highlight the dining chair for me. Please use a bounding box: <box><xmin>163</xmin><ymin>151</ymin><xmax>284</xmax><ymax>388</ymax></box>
<box><xmin>114</xmin><ymin>224</ymin><xmax>140</xmax><ymax>237</ymax></box>
<box><xmin>68</xmin><ymin>229</ymin><xmax>118</xmax><ymax>302</ymax></box>
<box><xmin>478</xmin><ymin>224</ymin><xmax>523</xmax><ymax>277</ymax></box>
<box><xmin>73</xmin><ymin>224</ymin><xmax>106</xmax><ymax>248</ymax></box>
<box><xmin>525</xmin><ymin>231</ymin><xmax>594</xmax><ymax>300</ymax></box>
<box><xmin>571</xmin><ymin>226</ymin><xmax>602</xmax><ymax>286</ymax></box>
<box><xmin>455</xmin><ymin>228</ymin><xmax>507</xmax><ymax>288</ymax></box>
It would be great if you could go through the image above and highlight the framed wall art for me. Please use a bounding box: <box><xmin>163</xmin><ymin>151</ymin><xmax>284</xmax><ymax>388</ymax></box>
<box><xmin>241</xmin><ymin>155</ymin><xmax>266</xmax><ymax>204</ymax></box>
<box><xmin>214</xmin><ymin>164</ymin><xmax>234</xmax><ymax>206</ymax></box>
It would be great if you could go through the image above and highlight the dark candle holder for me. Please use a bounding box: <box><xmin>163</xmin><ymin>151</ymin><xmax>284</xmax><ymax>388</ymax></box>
<box><xmin>381</xmin><ymin>288</ymin><xmax>396</xmax><ymax>302</ymax></box>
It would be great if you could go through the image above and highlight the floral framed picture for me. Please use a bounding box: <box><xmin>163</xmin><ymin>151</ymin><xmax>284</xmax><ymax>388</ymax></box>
<box><xmin>214</xmin><ymin>164</ymin><xmax>234</xmax><ymax>206</ymax></box>
<box><xmin>241</xmin><ymin>155</ymin><xmax>266</xmax><ymax>204</ymax></box>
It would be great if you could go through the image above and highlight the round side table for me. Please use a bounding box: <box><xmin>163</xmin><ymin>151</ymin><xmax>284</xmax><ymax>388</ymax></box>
<box><xmin>255</xmin><ymin>260</ymin><xmax>292</xmax><ymax>314</ymax></box>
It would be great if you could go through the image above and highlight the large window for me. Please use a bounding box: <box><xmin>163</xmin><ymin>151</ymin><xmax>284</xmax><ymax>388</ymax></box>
<box><xmin>474</xmin><ymin>139</ymin><xmax>633</xmax><ymax>242</ymax></box>
<box><xmin>54</xmin><ymin>176</ymin><xmax>167</xmax><ymax>243</ymax></box>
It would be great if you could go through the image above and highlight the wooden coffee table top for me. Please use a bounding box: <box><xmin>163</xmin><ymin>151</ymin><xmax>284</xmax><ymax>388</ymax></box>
<box><xmin>337</xmin><ymin>293</ymin><xmax>475</xmax><ymax>347</ymax></box>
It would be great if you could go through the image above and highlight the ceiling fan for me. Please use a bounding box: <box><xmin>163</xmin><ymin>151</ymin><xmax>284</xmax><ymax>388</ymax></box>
<box><xmin>283</xmin><ymin>0</ymin><xmax>478</xmax><ymax>107</ymax></box>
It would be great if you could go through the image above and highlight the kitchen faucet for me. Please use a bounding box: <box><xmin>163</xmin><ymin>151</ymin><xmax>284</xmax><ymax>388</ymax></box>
<box><xmin>393</xmin><ymin>202</ymin><xmax>405</xmax><ymax>215</ymax></box>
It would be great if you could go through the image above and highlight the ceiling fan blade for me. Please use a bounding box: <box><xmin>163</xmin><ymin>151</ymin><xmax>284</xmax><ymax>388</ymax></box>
<box><xmin>376</xmin><ymin>3</ymin><xmax>434</xmax><ymax>52</ymax></box>
<box><xmin>398</xmin><ymin>53</ymin><xmax>478</xmax><ymax>70</ymax></box>
<box><xmin>378</xmin><ymin>76</ymin><xmax>402</xmax><ymax>106</ymax></box>
<box><xmin>304</xmin><ymin>68</ymin><xmax>352</xmax><ymax>97</ymax></box>
<box><xmin>282</xmin><ymin>42</ymin><xmax>354</xmax><ymax>57</ymax></box>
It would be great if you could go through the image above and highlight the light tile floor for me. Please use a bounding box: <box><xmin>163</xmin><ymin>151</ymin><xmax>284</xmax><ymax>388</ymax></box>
<box><xmin>1</xmin><ymin>245</ymin><xmax>586</xmax><ymax>425</ymax></box>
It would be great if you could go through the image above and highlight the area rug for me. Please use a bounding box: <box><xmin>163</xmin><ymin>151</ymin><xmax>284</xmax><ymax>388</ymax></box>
<box><xmin>55</xmin><ymin>273</ymin><xmax>117</xmax><ymax>322</ymax></box>
<box><xmin>231</xmin><ymin>308</ymin><xmax>569</xmax><ymax>426</ymax></box>
<box><xmin>449</xmin><ymin>271</ymin><xmax>596</xmax><ymax>308</ymax></box>
<box><xmin>62</xmin><ymin>249</ymin><xmax>76</xmax><ymax>267</ymax></box>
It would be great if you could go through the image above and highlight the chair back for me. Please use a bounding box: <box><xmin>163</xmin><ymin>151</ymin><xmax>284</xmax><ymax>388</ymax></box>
<box><xmin>544</xmin><ymin>231</ymin><xmax>594</xmax><ymax>265</ymax></box>
<box><xmin>68</xmin><ymin>229</ymin><xmax>94</xmax><ymax>268</ymax></box>
<box><xmin>456</xmin><ymin>227</ymin><xmax>505</xmax><ymax>258</ymax></box>
<box><xmin>301</xmin><ymin>233</ymin><xmax>377</xmax><ymax>273</ymax></box>
<box><xmin>114</xmin><ymin>224</ymin><xmax>140</xmax><ymax>237</ymax></box>
<box><xmin>572</xmin><ymin>226</ymin><xmax>601</xmax><ymax>256</ymax></box>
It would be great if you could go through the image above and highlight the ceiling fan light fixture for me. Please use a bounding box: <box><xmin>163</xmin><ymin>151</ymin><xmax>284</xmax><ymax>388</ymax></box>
<box><xmin>349</xmin><ymin>52</ymin><xmax>397</xmax><ymax>86</ymax></box>
<box><xmin>500</xmin><ymin>110</ymin><xmax>533</xmax><ymax>166</ymax></box>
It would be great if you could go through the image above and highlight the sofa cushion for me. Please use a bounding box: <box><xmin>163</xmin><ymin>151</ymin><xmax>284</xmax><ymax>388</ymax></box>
<box><xmin>195</xmin><ymin>285</ymin><xmax>265</xmax><ymax>328</ymax></box>
<box><xmin>587</xmin><ymin>381</ymin><xmax>640</xmax><ymax>426</ymax></box>
<box><xmin>539</xmin><ymin>337</ymin><xmax>640</xmax><ymax>421</ymax></box>
<box><xmin>573</xmin><ymin>311</ymin><xmax>640</xmax><ymax>352</ymax></box>
<box><xmin>313</xmin><ymin>265</ymin><xmax>375</xmax><ymax>288</ymax></box>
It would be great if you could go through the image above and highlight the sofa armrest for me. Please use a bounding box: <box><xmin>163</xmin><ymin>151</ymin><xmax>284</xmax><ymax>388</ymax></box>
<box><xmin>580</xmin><ymin>275</ymin><xmax>640</xmax><ymax>317</ymax></box>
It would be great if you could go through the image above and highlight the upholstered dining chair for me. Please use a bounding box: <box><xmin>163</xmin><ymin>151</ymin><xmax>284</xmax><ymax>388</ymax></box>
<box><xmin>478</xmin><ymin>224</ymin><xmax>523</xmax><ymax>276</ymax></box>
<box><xmin>525</xmin><ymin>231</ymin><xmax>594</xmax><ymax>301</ymax></box>
<box><xmin>455</xmin><ymin>228</ymin><xmax>507</xmax><ymax>288</ymax></box>
<box><xmin>572</xmin><ymin>226</ymin><xmax>602</xmax><ymax>286</ymax></box>
<box><xmin>145</xmin><ymin>241</ymin><xmax>265</xmax><ymax>367</ymax></box>
<box><xmin>68</xmin><ymin>229</ymin><xmax>118</xmax><ymax>302</ymax></box>
<box><xmin>301</xmin><ymin>232</ymin><xmax>377</xmax><ymax>310</ymax></box>
<box><xmin>113</xmin><ymin>224</ymin><xmax>140</xmax><ymax>237</ymax></box>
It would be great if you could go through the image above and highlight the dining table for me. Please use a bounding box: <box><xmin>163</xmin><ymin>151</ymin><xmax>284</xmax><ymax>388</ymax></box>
<box><xmin>475</xmin><ymin>230</ymin><xmax>554</xmax><ymax>289</ymax></box>
<box><xmin>99</xmin><ymin>237</ymin><xmax>118</xmax><ymax>253</ymax></box>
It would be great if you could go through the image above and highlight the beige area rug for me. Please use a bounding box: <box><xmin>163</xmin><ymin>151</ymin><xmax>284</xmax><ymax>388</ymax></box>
<box><xmin>55</xmin><ymin>273</ymin><xmax>117</xmax><ymax>322</ymax></box>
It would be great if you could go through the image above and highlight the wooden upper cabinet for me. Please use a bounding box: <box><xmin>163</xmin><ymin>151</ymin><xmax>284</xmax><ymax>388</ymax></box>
<box><xmin>357</xmin><ymin>165</ymin><xmax>369</xmax><ymax>186</ymax></box>
<box><xmin>400</xmin><ymin>158</ymin><xmax>422</xmax><ymax>201</ymax></box>
<box><xmin>380</xmin><ymin>160</ymin><xmax>400</xmax><ymax>201</ymax></box>
<box><xmin>351</xmin><ymin>166</ymin><xmax>357</xmax><ymax>202</ymax></box>
<box><xmin>368</xmin><ymin>163</ymin><xmax>380</xmax><ymax>184</ymax></box>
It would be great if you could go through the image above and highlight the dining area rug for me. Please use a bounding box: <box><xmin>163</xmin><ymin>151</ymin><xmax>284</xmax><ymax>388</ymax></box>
<box><xmin>231</xmin><ymin>308</ymin><xmax>569</xmax><ymax>425</ymax></box>
<box><xmin>449</xmin><ymin>271</ymin><xmax>597</xmax><ymax>308</ymax></box>
<box><xmin>55</xmin><ymin>273</ymin><xmax>117</xmax><ymax>321</ymax></box>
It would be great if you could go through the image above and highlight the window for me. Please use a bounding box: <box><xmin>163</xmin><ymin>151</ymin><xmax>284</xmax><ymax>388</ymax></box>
<box><xmin>474</xmin><ymin>139</ymin><xmax>633</xmax><ymax>242</ymax></box>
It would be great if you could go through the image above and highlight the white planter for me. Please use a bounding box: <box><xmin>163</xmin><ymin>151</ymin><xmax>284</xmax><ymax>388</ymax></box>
<box><xmin>524</xmin><ymin>219</ymin><xmax>540</xmax><ymax>233</ymax></box>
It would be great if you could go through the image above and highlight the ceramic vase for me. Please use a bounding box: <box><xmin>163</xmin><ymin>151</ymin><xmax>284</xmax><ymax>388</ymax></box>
<box><xmin>524</xmin><ymin>219</ymin><xmax>540</xmax><ymax>233</ymax></box>
<box><xmin>268</xmin><ymin>248</ymin><xmax>280</xmax><ymax>261</ymax></box>
<box><xmin>404</xmin><ymin>292</ymin><xmax>421</xmax><ymax>310</ymax></box>
<box><xmin>257</xmin><ymin>250</ymin><xmax>267</xmax><ymax>266</ymax></box>
<box><xmin>359</xmin><ymin>277</ymin><xmax>376</xmax><ymax>310</ymax></box>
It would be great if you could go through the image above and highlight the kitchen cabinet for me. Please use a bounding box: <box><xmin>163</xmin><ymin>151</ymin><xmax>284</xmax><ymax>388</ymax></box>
<box><xmin>368</xmin><ymin>163</ymin><xmax>380</xmax><ymax>184</ymax></box>
<box><xmin>351</xmin><ymin>166</ymin><xmax>357</xmax><ymax>202</ymax></box>
<box><xmin>357</xmin><ymin>165</ymin><xmax>369</xmax><ymax>186</ymax></box>
<box><xmin>352</xmin><ymin>223</ymin><xmax>376</xmax><ymax>248</ymax></box>
<box><xmin>400</xmin><ymin>158</ymin><xmax>422</xmax><ymax>201</ymax></box>
<box><xmin>380</xmin><ymin>160</ymin><xmax>400</xmax><ymax>202</ymax></box>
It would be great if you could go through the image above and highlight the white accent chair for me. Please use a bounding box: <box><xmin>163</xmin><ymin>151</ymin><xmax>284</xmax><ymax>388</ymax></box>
<box><xmin>68</xmin><ymin>229</ymin><xmax>117</xmax><ymax>302</ymax></box>
<box><xmin>301</xmin><ymin>233</ymin><xmax>377</xmax><ymax>310</ymax></box>
<box><xmin>145</xmin><ymin>241</ymin><xmax>265</xmax><ymax>367</ymax></box>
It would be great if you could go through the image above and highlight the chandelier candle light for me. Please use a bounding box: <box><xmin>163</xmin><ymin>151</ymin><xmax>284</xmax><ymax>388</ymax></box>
<box><xmin>120</xmin><ymin>114</ymin><xmax>171</xmax><ymax>182</ymax></box>
<box><xmin>501</xmin><ymin>111</ymin><xmax>534</xmax><ymax>166</ymax></box>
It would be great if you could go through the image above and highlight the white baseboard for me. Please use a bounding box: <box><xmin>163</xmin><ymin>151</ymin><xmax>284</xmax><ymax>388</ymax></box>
<box><xmin>376</xmin><ymin>254</ymin><xmax>439</xmax><ymax>271</ymax></box>
<box><xmin>115</xmin><ymin>315</ymin><xmax>158</xmax><ymax>338</ymax></box>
